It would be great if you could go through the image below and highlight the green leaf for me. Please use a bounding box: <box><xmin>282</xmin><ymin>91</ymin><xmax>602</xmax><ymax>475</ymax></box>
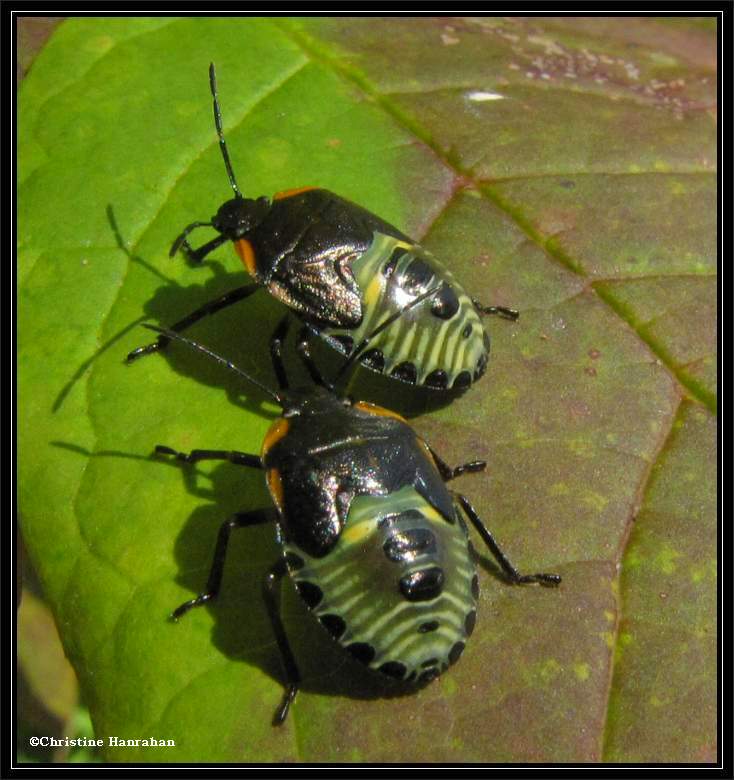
<box><xmin>19</xmin><ymin>17</ymin><xmax>716</xmax><ymax>763</ymax></box>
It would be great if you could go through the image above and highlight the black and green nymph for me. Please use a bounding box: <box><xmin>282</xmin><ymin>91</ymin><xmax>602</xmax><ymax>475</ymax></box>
<box><xmin>127</xmin><ymin>64</ymin><xmax>519</xmax><ymax>392</ymax></box>
<box><xmin>147</xmin><ymin>323</ymin><xmax>561</xmax><ymax>726</ymax></box>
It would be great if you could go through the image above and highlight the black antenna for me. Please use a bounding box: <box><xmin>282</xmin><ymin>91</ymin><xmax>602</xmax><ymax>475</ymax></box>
<box><xmin>334</xmin><ymin>283</ymin><xmax>444</xmax><ymax>382</ymax></box>
<box><xmin>142</xmin><ymin>324</ymin><xmax>282</xmax><ymax>405</ymax></box>
<box><xmin>209</xmin><ymin>62</ymin><xmax>243</xmax><ymax>200</ymax></box>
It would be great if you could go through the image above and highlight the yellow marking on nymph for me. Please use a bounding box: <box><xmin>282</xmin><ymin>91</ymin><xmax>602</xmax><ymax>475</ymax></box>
<box><xmin>363</xmin><ymin>274</ymin><xmax>384</xmax><ymax>309</ymax></box>
<box><xmin>419</xmin><ymin>502</ymin><xmax>448</xmax><ymax>527</ymax></box>
<box><xmin>392</xmin><ymin>238</ymin><xmax>417</xmax><ymax>253</ymax></box>
<box><xmin>353</xmin><ymin>400</ymin><xmax>407</xmax><ymax>423</ymax></box>
<box><xmin>234</xmin><ymin>238</ymin><xmax>257</xmax><ymax>276</ymax></box>
<box><xmin>340</xmin><ymin>517</ymin><xmax>376</xmax><ymax>546</ymax></box>
<box><xmin>273</xmin><ymin>185</ymin><xmax>318</xmax><ymax>200</ymax></box>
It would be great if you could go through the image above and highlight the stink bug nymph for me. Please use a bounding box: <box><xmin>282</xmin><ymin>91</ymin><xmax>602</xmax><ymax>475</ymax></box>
<box><xmin>147</xmin><ymin>323</ymin><xmax>561</xmax><ymax>725</ymax></box>
<box><xmin>128</xmin><ymin>63</ymin><xmax>519</xmax><ymax>392</ymax></box>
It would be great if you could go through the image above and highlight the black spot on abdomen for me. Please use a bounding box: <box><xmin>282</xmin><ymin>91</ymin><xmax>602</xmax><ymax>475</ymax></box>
<box><xmin>453</xmin><ymin>370</ymin><xmax>472</xmax><ymax>390</ymax></box>
<box><xmin>296</xmin><ymin>580</ymin><xmax>323</xmax><ymax>609</ymax></box>
<box><xmin>391</xmin><ymin>362</ymin><xmax>417</xmax><ymax>385</ymax></box>
<box><xmin>418</xmin><ymin>667</ymin><xmax>441</xmax><ymax>684</ymax></box>
<box><xmin>465</xmin><ymin>610</ymin><xmax>476</xmax><ymax>637</ymax></box>
<box><xmin>319</xmin><ymin>613</ymin><xmax>346</xmax><ymax>639</ymax></box>
<box><xmin>400</xmin><ymin>258</ymin><xmax>434</xmax><ymax>293</ymax></box>
<box><xmin>430</xmin><ymin>285</ymin><xmax>460</xmax><ymax>320</ymax></box>
<box><xmin>383</xmin><ymin>527</ymin><xmax>436</xmax><ymax>563</ymax></box>
<box><xmin>474</xmin><ymin>353</ymin><xmax>488</xmax><ymax>381</ymax></box>
<box><xmin>347</xmin><ymin>642</ymin><xmax>376</xmax><ymax>665</ymax></box>
<box><xmin>471</xmin><ymin>574</ymin><xmax>479</xmax><ymax>599</ymax></box>
<box><xmin>448</xmin><ymin>641</ymin><xmax>465</xmax><ymax>665</ymax></box>
<box><xmin>378</xmin><ymin>661</ymin><xmax>407</xmax><ymax>679</ymax></box>
<box><xmin>418</xmin><ymin>620</ymin><xmax>440</xmax><ymax>634</ymax></box>
<box><xmin>361</xmin><ymin>348</ymin><xmax>385</xmax><ymax>372</ymax></box>
<box><xmin>425</xmin><ymin>369</ymin><xmax>448</xmax><ymax>390</ymax></box>
<box><xmin>399</xmin><ymin>567</ymin><xmax>444</xmax><ymax>602</ymax></box>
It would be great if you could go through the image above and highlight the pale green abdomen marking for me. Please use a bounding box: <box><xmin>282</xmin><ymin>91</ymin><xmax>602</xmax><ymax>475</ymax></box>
<box><xmin>322</xmin><ymin>233</ymin><xmax>488</xmax><ymax>388</ymax></box>
<box><xmin>284</xmin><ymin>485</ymin><xmax>477</xmax><ymax>682</ymax></box>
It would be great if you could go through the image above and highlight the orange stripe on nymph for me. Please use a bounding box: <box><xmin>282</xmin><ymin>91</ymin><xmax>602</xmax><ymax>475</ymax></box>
<box><xmin>234</xmin><ymin>238</ymin><xmax>257</xmax><ymax>276</ymax></box>
<box><xmin>262</xmin><ymin>420</ymin><xmax>290</xmax><ymax>512</ymax></box>
<box><xmin>267</xmin><ymin>468</ymin><xmax>285</xmax><ymax>513</ymax></box>
<box><xmin>273</xmin><ymin>186</ymin><xmax>318</xmax><ymax>201</ymax></box>
<box><xmin>261</xmin><ymin>418</ymin><xmax>290</xmax><ymax>459</ymax></box>
<box><xmin>353</xmin><ymin>401</ymin><xmax>407</xmax><ymax>424</ymax></box>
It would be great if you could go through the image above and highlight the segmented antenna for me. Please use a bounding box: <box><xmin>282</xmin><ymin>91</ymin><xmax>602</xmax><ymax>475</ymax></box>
<box><xmin>142</xmin><ymin>324</ymin><xmax>282</xmax><ymax>405</ymax></box>
<box><xmin>209</xmin><ymin>62</ymin><xmax>243</xmax><ymax>200</ymax></box>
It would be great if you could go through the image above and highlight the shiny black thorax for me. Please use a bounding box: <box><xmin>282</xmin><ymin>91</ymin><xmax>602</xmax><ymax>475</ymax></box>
<box><xmin>263</xmin><ymin>389</ymin><xmax>456</xmax><ymax>560</ymax></box>
<box><xmin>221</xmin><ymin>189</ymin><xmax>411</xmax><ymax>328</ymax></box>
<box><xmin>248</xmin><ymin>189</ymin><xmax>409</xmax><ymax>279</ymax></box>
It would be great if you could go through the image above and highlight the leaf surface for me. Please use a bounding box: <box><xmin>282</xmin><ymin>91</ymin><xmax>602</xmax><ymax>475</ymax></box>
<box><xmin>18</xmin><ymin>17</ymin><xmax>717</xmax><ymax>763</ymax></box>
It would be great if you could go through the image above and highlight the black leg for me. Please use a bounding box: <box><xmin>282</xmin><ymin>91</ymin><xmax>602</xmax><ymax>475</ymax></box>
<box><xmin>263</xmin><ymin>558</ymin><xmax>301</xmax><ymax>725</ymax></box>
<box><xmin>169</xmin><ymin>221</ymin><xmax>214</xmax><ymax>259</ymax></box>
<box><xmin>296</xmin><ymin>326</ymin><xmax>333</xmax><ymax>391</ymax></box>
<box><xmin>171</xmin><ymin>230</ymin><xmax>228</xmax><ymax>264</ymax></box>
<box><xmin>182</xmin><ymin>234</ymin><xmax>230</xmax><ymax>265</ymax></box>
<box><xmin>427</xmin><ymin>445</ymin><xmax>486</xmax><ymax>482</ymax></box>
<box><xmin>455</xmin><ymin>493</ymin><xmax>561</xmax><ymax>586</ymax></box>
<box><xmin>155</xmin><ymin>445</ymin><xmax>262</xmax><ymax>469</ymax></box>
<box><xmin>126</xmin><ymin>283</ymin><xmax>259</xmax><ymax>363</ymax></box>
<box><xmin>270</xmin><ymin>315</ymin><xmax>291</xmax><ymax>390</ymax></box>
<box><xmin>472</xmin><ymin>298</ymin><xmax>519</xmax><ymax>321</ymax></box>
<box><xmin>171</xmin><ymin>510</ymin><xmax>271</xmax><ymax>620</ymax></box>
